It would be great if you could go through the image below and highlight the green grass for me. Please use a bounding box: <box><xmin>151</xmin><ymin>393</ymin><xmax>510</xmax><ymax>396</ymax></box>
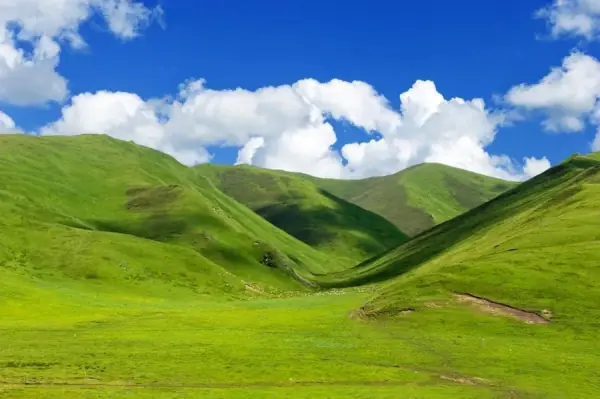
<box><xmin>314</xmin><ymin>163</ymin><xmax>517</xmax><ymax>236</ymax></box>
<box><xmin>325</xmin><ymin>154</ymin><xmax>600</xmax><ymax>312</ymax></box>
<box><xmin>1</xmin><ymin>273</ymin><xmax>595</xmax><ymax>398</ymax></box>
<box><xmin>1</xmin><ymin>135</ymin><xmax>598</xmax><ymax>398</ymax></box>
<box><xmin>0</xmin><ymin>281</ymin><xmax>552</xmax><ymax>398</ymax></box>
<box><xmin>197</xmin><ymin>164</ymin><xmax>407</xmax><ymax>264</ymax></box>
<box><xmin>309</xmin><ymin>153</ymin><xmax>600</xmax><ymax>396</ymax></box>
<box><xmin>0</xmin><ymin>134</ymin><xmax>350</xmax><ymax>295</ymax></box>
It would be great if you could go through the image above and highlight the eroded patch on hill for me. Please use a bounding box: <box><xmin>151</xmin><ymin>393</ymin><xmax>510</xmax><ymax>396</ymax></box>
<box><xmin>454</xmin><ymin>293</ymin><xmax>550</xmax><ymax>324</ymax></box>
<box><xmin>439</xmin><ymin>374</ymin><xmax>490</xmax><ymax>386</ymax></box>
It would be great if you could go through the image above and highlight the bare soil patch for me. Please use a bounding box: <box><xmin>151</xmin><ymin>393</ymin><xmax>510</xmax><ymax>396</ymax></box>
<box><xmin>439</xmin><ymin>375</ymin><xmax>490</xmax><ymax>386</ymax></box>
<box><xmin>454</xmin><ymin>293</ymin><xmax>550</xmax><ymax>324</ymax></box>
<box><xmin>244</xmin><ymin>283</ymin><xmax>265</xmax><ymax>295</ymax></box>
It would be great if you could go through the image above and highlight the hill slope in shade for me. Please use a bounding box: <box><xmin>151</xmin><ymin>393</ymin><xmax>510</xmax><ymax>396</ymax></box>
<box><xmin>0</xmin><ymin>134</ymin><xmax>347</xmax><ymax>297</ymax></box>
<box><xmin>313</xmin><ymin>163</ymin><xmax>517</xmax><ymax>236</ymax></box>
<box><xmin>197</xmin><ymin>164</ymin><xmax>408</xmax><ymax>264</ymax></box>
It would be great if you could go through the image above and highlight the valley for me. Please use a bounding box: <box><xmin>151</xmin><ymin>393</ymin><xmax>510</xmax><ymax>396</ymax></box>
<box><xmin>0</xmin><ymin>135</ymin><xmax>598</xmax><ymax>398</ymax></box>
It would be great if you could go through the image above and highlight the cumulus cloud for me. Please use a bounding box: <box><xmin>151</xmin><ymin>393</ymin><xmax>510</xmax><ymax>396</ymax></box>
<box><xmin>506</xmin><ymin>51</ymin><xmax>600</xmax><ymax>153</ymax></box>
<box><xmin>506</xmin><ymin>52</ymin><xmax>600</xmax><ymax>132</ymax></box>
<box><xmin>523</xmin><ymin>156</ymin><xmax>552</xmax><ymax>177</ymax></box>
<box><xmin>293</xmin><ymin>78</ymin><xmax>401</xmax><ymax>134</ymax></box>
<box><xmin>0</xmin><ymin>0</ymin><xmax>159</xmax><ymax>106</ymax></box>
<box><xmin>537</xmin><ymin>0</ymin><xmax>600</xmax><ymax>40</ymax></box>
<box><xmin>40</xmin><ymin>77</ymin><xmax>547</xmax><ymax>181</ymax></box>
<box><xmin>0</xmin><ymin>109</ymin><xmax>21</xmax><ymax>133</ymax></box>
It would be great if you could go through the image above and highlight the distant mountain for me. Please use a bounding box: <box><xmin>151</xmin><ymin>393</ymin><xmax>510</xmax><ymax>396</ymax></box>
<box><xmin>313</xmin><ymin>163</ymin><xmax>517</xmax><ymax>236</ymax></box>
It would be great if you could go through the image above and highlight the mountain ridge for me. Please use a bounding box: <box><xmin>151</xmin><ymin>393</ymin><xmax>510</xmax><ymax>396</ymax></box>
<box><xmin>197</xmin><ymin>163</ymin><xmax>409</xmax><ymax>264</ymax></box>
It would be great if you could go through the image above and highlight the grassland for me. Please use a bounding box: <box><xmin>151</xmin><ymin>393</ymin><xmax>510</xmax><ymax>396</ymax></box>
<box><xmin>198</xmin><ymin>164</ymin><xmax>407</xmax><ymax>264</ymax></box>
<box><xmin>312</xmin><ymin>153</ymin><xmax>600</xmax><ymax>396</ymax></box>
<box><xmin>314</xmin><ymin>163</ymin><xmax>517</xmax><ymax>236</ymax></box>
<box><xmin>1</xmin><ymin>135</ymin><xmax>598</xmax><ymax>398</ymax></box>
<box><xmin>0</xmin><ymin>279</ymin><xmax>547</xmax><ymax>398</ymax></box>
<box><xmin>0</xmin><ymin>134</ymin><xmax>353</xmax><ymax>294</ymax></box>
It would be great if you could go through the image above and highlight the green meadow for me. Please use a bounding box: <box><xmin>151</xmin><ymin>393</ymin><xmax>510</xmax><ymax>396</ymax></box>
<box><xmin>1</xmin><ymin>135</ymin><xmax>598</xmax><ymax>398</ymax></box>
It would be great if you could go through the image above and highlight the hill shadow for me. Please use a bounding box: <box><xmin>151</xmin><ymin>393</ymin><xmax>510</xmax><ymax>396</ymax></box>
<box><xmin>254</xmin><ymin>189</ymin><xmax>407</xmax><ymax>260</ymax></box>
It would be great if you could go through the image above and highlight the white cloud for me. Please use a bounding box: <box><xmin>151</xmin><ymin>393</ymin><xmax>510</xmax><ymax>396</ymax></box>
<box><xmin>338</xmin><ymin>80</ymin><xmax>526</xmax><ymax>180</ymax></box>
<box><xmin>506</xmin><ymin>52</ymin><xmax>600</xmax><ymax>132</ymax></box>
<box><xmin>0</xmin><ymin>30</ymin><xmax>67</xmax><ymax>105</ymax></box>
<box><xmin>523</xmin><ymin>156</ymin><xmax>552</xmax><ymax>177</ymax></box>
<box><xmin>0</xmin><ymin>0</ymin><xmax>159</xmax><ymax>106</ymax></box>
<box><xmin>166</xmin><ymin>79</ymin><xmax>315</xmax><ymax>148</ymax></box>
<box><xmin>248</xmin><ymin>122</ymin><xmax>346</xmax><ymax>179</ymax></box>
<box><xmin>98</xmin><ymin>0</ymin><xmax>162</xmax><ymax>39</ymax></box>
<box><xmin>506</xmin><ymin>51</ymin><xmax>600</xmax><ymax>151</ymax></box>
<box><xmin>537</xmin><ymin>0</ymin><xmax>600</xmax><ymax>40</ymax></box>
<box><xmin>0</xmin><ymin>109</ymin><xmax>20</xmax><ymax>133</ymax></box>
<box><xmin>293</xmin><ymin>78</ymin><xmax>401</xmax><ymax>134</ymax></box>
<box><xmin>40</xmin><ymin>78</ymin><xmax>547</xmax><ymax>181</ymax></box>
<box><xmin>235</xmin><ymin>137</ymin><xmax>265</xmax><ymax>165</ymax></box>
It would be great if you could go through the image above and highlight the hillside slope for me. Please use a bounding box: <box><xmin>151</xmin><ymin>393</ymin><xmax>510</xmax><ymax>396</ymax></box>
<box><xmin>305</xmin><ymin>154</ymin><xmax>600</xmax><ymax>397</ymax></box>
<box><xmin>0</xmin><ymin>134</ymin><xmax>347</xmax><ymax>298</ymax></box>
<box><xmin>314</xmin><ymin>163</ymin><xmax>517</xmax><ymax>236</ymax></box>
<box><xmin>197</xmin><ymin>164</ymin><xmax>407</xmax><ymax>264</ymax></box>
<box><xmin>319</xmin><ymin>153</ymin><xmax>600</xmax><ymax>325</ymax></box>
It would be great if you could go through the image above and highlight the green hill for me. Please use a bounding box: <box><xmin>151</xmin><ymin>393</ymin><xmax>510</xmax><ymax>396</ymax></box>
<box><xmin>197</xmin><ymin>164</ymin><xmax>407</xmax><ymax>264</ymax></box>
<box><xmin>313</xmin><ymin>163</ymin><xmax>517</xmax><ymax>236</ymax></box>
<box><xmin>2</xmin><ymin>137</ymin><xmax>598</xmax><ymax>398</ymax></box>
<box><xmin>323</xmin><ymin>153</ymin><xmax>600</xmax><ymax>308</ymax></box>
<box><xmin>0</xmin><ymin>134</ymin><xmax>349</xmax><ymax>298</ymax></box>
<box><xmin>312</xmin><ymin>152</ymin><xmax>600</xmax><ymax>396</ymax></box>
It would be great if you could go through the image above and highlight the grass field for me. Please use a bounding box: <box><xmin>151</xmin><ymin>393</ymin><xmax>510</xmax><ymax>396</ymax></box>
<box><xmin>2</xmin><ymin>277</ymin><xmax>585</xmax><ymax>399</ymax></box>
<box><xmin>1</xmin><ymin>135</ymin><xmax>599</xmax><ymax>398</ymax></box>
<box><xmin>2</xmin><ymin>274</ymin><xmax>596</xmax><ymax>398</ymax></box>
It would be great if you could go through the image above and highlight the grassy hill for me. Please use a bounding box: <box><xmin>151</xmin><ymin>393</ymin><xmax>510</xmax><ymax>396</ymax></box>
<box><xmin>320</xmin><ymin>153</ymin><xmax>600</xmax><ymax>306</ymax></box>
<box><xmin>309</xmin><ymin>153</ymin><xmax>600</xmax><ymax>397</ymax></box>
<box><xmin>0</xmin><ymin>134</ymin><xmax>350</xmax><ymax>298</ymax></box>
<box><xmin>1</xmin><ymin>137</ymin><xmax>598</xmax><ymax>397</ymax></box>
<box><xmin>197</xmin><ymin>164</ymin><xmax>407</xmax><ymax>264</ymax></box>
<box><xmin>313</xmin><ymin>163</ymin><xmax>517</xmax><ymax>236</ymax></box>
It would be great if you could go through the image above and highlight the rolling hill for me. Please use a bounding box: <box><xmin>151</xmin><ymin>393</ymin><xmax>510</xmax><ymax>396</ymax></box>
<box><xmin>368</xmin><ymin>153</ymin><xmax>600</xmax><ymax>319</ymax></box>
<box><xmin>308</xmin><ymin>153</ymin><xmax>600</xmax><ymax>397</ymax></box>
<box><xmin>323</xmin><ymin>153</ymin><xmax>600</xmax><ymax>314</ymax></box>
<box><xmin>313</xmin><ymin>163</ymin><xmax>517</xmax><ymax>236</ymax></box>
<box><xmin>0</xmin><ymin>134</ymin><xmax>350</xmax><ymax>298</ymax></box>
<box><xmin>197</xmin><ymin>164</ymin><xmax>408</xmax><ymax>264</ymax></box>
<box><xmin>2</xmin><ymin>136</ymin><xmax>598</xmax><ymax>398</ymax></box>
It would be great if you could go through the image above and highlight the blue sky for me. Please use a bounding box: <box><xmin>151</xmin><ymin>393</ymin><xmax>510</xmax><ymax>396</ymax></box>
<box><xmin>3</xmin><ymin>0</ymin><xmax>600</xmax><ymax>180</ymax></box>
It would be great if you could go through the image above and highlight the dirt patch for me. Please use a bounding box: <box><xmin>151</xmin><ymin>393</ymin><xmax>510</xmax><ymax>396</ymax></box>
<box><xmin>244</xmin><ymin>284</ymin><xmax>265</xmax><ymax>295</ymax></box>
<box><xmin>439</xmin><ymin>375</ymin><xmax>490</xmax><ymax>386</ymax></box>
<box><xmin>454</xmin><ymin>293</ymin><xmax>550</xmax><ymax>324</ymax></box>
